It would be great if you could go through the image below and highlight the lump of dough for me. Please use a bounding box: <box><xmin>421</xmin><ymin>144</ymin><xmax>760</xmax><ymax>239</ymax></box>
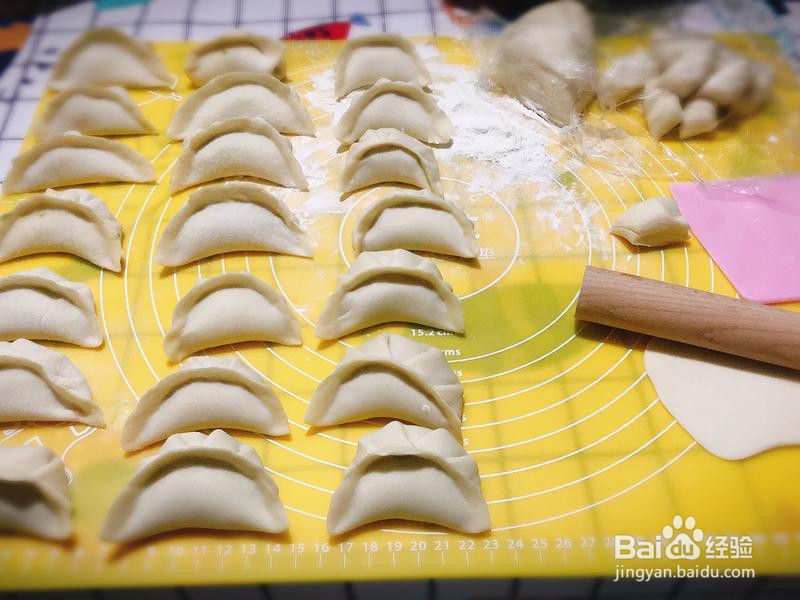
<box><xmin>185</xmin><ymin>30</ymin><xmax>285</xmax><ymax>86</ymax></box>
<box><xmin>101</xmin><ymin>430</ymin><xmax>287</xmax><ymax>542</ymax></box>
<box><xmin>327</xmin><ymin>421</ymin><xmax>490</xmax><ymax>535</ymax></box>
<box><xmin>0</xmin><ymin>445</ymin><xmax>72</xmax><ymax>540</ymax></box>
<box><xmin>643</xmin><ymin>83</ymin><xmax>682</xmax><ymax>139</ymax></box>
<box><xmin>679</xmin><ymin>98</ymin><xmax>718</xmax><ymax>139</ymax></box>
<box><xmin>0</xmin><ymin>339</ymin><xmax>103</xmax><ymax>427</ymax></box>
<box><xmin>697</xmin><ymin>52</ymin><xmax>754</xmax><ymax>106</ymax></box>
<box><xmin>610</xmin><ymin>197</ymin><xmax>690</xmax><ymax>247</ymax></box>
<box><xmin>0</xmin><ymin>188</ymin><xmax>122</xmax><ymax>271</ymax></box>
<box><xmin>121</xmin><ymin>356</ymin><xmax>288</xmax><ymax>452</ymax></box>
<box><xmin>597</xmin><ymin>51</ymin><xmax>657</xmax><ymax>110</ymax></box>
<box><xmin>489</xmin><ymin>0</ymin><xmax>596</xmax><ymax>126</ymax></box>
<box><xmin>653</xmin><ymin>38</ymin><xmax>717</xmax><ymax>98</ymax></box>
<box><xmin>305</xmin><ymin>334</ymin><xmax>463</xmax><ymax>434</ymax></box>
<box><xmin>32</xmin><ymin>85</ymin><xmax>155</xmax><ymax>140</ymax></box>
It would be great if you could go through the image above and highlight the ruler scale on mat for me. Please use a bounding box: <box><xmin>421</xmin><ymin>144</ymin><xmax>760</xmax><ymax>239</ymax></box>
<box><xmin>0</xmin><ymin>37</ymin><xmax>799</xmax><ymax>589</ymax></box>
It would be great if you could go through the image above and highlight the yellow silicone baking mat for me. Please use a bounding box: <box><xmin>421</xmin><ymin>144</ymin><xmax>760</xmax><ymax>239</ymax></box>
<box><xmin>1</xmin><ymin>36</ymin><xmax>800</xmax><ymax>589</ymax></box>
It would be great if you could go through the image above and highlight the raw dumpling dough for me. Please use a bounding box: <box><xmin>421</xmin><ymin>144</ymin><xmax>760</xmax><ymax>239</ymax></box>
<box><xmin>335</xmin><ymin>79</ymin><xmax>452</xmax><ymax>145</ymax></box>
<box><xmin>315</xmin><ymin>249</ymin><xmax>463</xmax><ymax>339</ymax></box>
<box><xmin>679</xmin><ymin>98</ymin><xmax>718</xmax><ymax>139</ymax></box>
<box><xmin>48</xmin><ymin>28</ymin><xmax>171</xmax><ymax>90</ymax></box>
<box><xmin>167</xmin><ymin>72</ymin><xmax>313</xmax><ymax>140</ymax></box>
<box><xmin>3</xmin><ymin>131</ymin><xmax>155</xmax><ymax>195</ymax></box>
<box><xmin>185</xmin><ymin>30</ymin><xmax>285</xmax><ymax>86</ymax></box>
<box><xmin>156</xmin><ymin>181</ymin><xmax>313</xmax><ymax>266</ymax></box>
<box><xmin>597</xmin><ymin>52</ymin><xmax>657</xmax><ymax>109</ymax></box>
<box><xmin>0</xmin><ymin>339</ymin><xmax>103</xmax><ymax>426</ymax></box>
<box><xmin>335</xmin><ymin>34</ymin><xmax>431</xmax><ymax>98</ymax></box>
<box><xmin>489</xmin><ymin>0</ymin><xmax>596</xmax><ymax>126</ymax></box>
<box><xmin>170</xmin><ymin>117</ymin><xmax>308</xmax><ymax>193</ymax></box>
<box><xmin>0</xmin><ymin>188</ymin><xmax>122</xmax><ymax>271</ymax></box>
<box><xmin>610</xmin><ymin>197</ymin><xmax>690</xmax><ymax>247</ymax></box>
<box><xmin>122</xmin><ymin>356</ymin><xmax>288</xmax><ymax>452</ymax></box>
<box><xmin>697</xmin><ymin>52</ymin><xmax>754</xmax><ymax>106</ymax></box>
<box><xmin>352</xmin><ymin>190</ymin><xmax>478</xmax><ymax>258</ymax></box>
<box><xmin>0</xmin><ymin>268</ymin><xmax>102</xmax><ymax>347</ymax></box>
<box><xmin>643</xmin><ymin>83</ymin><xmax>682</xmax><ymax>140</ymax></box>
<box><xmin>164</xmin><ymin>272</ymin><xmax>301</xmax><ymax>361</ymax></box>
<box><xmin>305</xmin><ymin>334</ymin><xmax>463</xmax><ymax>434</ymax></box>
<box><xmin>645</xmin><ymin>338</ymin><xmax>800</xmax><ymax>460</ymax></box>
<box><xmin>340</xmin><ymin>128</ymin><xmax>442</xmax><ymax>196</ymax></box>
<box><xmin>327</xmin><ymin>421</ymin><xmax>490</xmax><ymax>535</ymax></box>
<box><xmin>32</xmin><ymin>85</ymin><xmax>156</xmax><ymax>140</ymax></box>
<box><xmin>0</xmin><ymin>445</ymin><xmax>71</xmax><ymax>540</ymax></box>
<box><xmin>654</xmin><ymin>38</ymin><xmax>717</xmax><ymax>98</ymax></box>
<box><xmin>101</xmin><ymin>429</ymin><xmax>287</xmax><ymax>542</ymax></box>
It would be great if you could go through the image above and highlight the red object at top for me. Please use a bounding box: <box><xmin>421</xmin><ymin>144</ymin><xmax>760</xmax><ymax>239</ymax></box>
<box><xmin>282</xmin><ymin>21</ymin><xmax>351</xmax><ymax>40</ymax></box>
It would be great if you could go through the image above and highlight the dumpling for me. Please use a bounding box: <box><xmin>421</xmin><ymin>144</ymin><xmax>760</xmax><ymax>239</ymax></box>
<box><xmin>315</xmin><ymin>249</ymin><xmax>463</xmax><ymax>339</ymax></box>
<box><xmin>48</xmin><ymin>28</ymin><xmax>171</xmax><ymax>90</ymax></box>
<box><xmin>0</xmin><ymin>339</ymin><xmax>103</xmax><ymax>426</ymax></box>
<box><xmin>327</xmin><ymin>421</ymin><xmax>489</xmax><ymax>535</ymax></box>
<box><xmin>679</xmin><ymin>98</ymin><xmax>718</xmax><ymax>139</ymax></box>
<box><xmin>167</xmin><ymin>72</ymin><xmax>314</xmax><ymax>140</ymax></box>
<box><xmin>352</xmin><ymin>190</ymin><xmax>478</xmax><ymax>258</ymax></box>
<box><xmin>32</xmin><ymin>85</ymin><xmax>156</xmax><ymax>140</ymax></box>
<box><xmin>0</xmin><ymin>268</ymin><xmax>102</xmax><ymax>347</ymax></box>
<box><xmin>121</xmin><ymin>356</ymin><xmax>288</xmax><ymax>452</ymax></box>
<box><xmin>169</xmin><ymin>117</ymin><xmax>308</xmax><ymax>193</ymax></box>
<box><xmin>335</xmin><ymin>34</ymin><xmax>431</xmax><ymax>98</ymax></box>
<box><xmin>340</xmin><ymin>128</ymin><xmax>441</xmax><ymax>196</ymax></box>
<box><xmin>697</xmin><ymin>52</ymin><xmax>754</xmax><ymax>107</ymax></box>
<box><xmin>597</xmin><ymin>52</ymin><xmax>657</xmax><ymax>109</ymax></box>
<box><xmin>0</xmin><ymin>188</ymin><xmax>122</xmax><ymax>271</ymax></box>
<box><xmin>335</xmin><ymin>79</ymin><xmax>452</xmax><ymax>145</ymax></box>
<box><xmin>164</xmin><ymin>272</ymin><xmax>301</xmax><ymax>361</ymax></box>
<box><xmin>101</xmin><ymin>430</ymin><xmax>287</xmax><ymax>542</ymax></box>
<box><xmin>3</xmin><ymin>131</ymin><xmax>155</xmax><ymax>195</ymax></box>
<box><xmin>156</xmin><ymin>182</ymin><xmax>313</xmax><ymax>266</ymax></box>
<box><xmin>489</xmin><ymin>0</ymin><xmax>596</xmax><ymax>126</ymax></box>
<box><xmin>643</xmin><ymin>83</ymin><xmax>682</xmax><ymax>140</ymax></box>
<box><xmin>0</xmin><ymin>446</ymin><xmax>71</xmax><ymax>540</ymax></box>
<box><xmin>305</xmin><ymin>334</ymin><xmax>463</xmax><ymax>434</ymax></box>
<box><xmin>185</xmin><ymin>30</ymin><xmax>285</xmax><ymax>86</ymax></box>
<box><xmin>610</xmin><ymin>197</ymin><xmax>690</xmax><ymax>247</ymax></box>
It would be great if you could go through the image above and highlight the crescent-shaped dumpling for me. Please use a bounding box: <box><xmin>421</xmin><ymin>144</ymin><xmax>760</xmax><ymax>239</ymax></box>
<box><xmin>101</xmin><ymin>430</ymin><xmax>288</xmax><ymax>542</ymax></box>
<box><xmin>305</xmin><ymin>334</ymin><xmax>463</xmax><ymax>434</ymax></box>
<box><xmin>168</xmin><ymin>72</ymin><xmax>313</xmax><ymax>140</ymax></box>
<box><xmin>315</xmin><ymin>249</ymin><xmax>463</xmax><ymax>339</ymax></box>
<box><xmin>335</xmin><ymin>79</ymin><xmax>452</xmax><ymax>145</ymax></box>
<box><xmin>352</xmin><ymin>190</ymin><xmax>478</xmax><ymax>258</ymax></box>
<box><xmin>2</xmin><ymin>131</ymin><xmax>155</xmax><ymax>195</ymax></box>
<box><xmin>185</xmin><ymin>30</ymin><xmax>286</xmax><ymax>86</ymax></box>
<box><xmin>48</xmin><ymin>28</ymin><xmax>171</xmax><ymax>90</ymax></box>
<box><xmin>164</xmin><ymin>272</ymin><xmax>301</xmax><ymax>361</ymax></box>
<box><xmin>170</xmin><ymin>117</ymin><xmax>308</xmax><ymax>193</ymax></box>
<box><xmin>156</xmin><ymin>181</ymin><xmax>313</xmax><ymax>266</ymax></box>
<box><xmin>121</xmin><ymin>356</ymin><xmax>289</xmax><ymax>452</ymax></box>
<box><xmin>335</xmin><ymin>34</ymin><xmax>431</xmax><ymax>98</ymax></box>
<box><xmin>0</xmin><ymin>446</ymin><xmax>72</xmax><ymax>540</ymax></box>
<box><xmin>327</xmin><ymin>421</ymin><xmax>489</xmax><ymax>535</ymax></box>
<box><xmin>32</xmin><ymin>85</ymin><xmax>156</xmax><ymax>140</ymax></box>
<box><xmin>0</xmin><ymin>188</ymin><xmax>123</xmax><ymax>271</ymax></box>
<box><xmin>0</xmin><ymin>339</ymin><xmax>103</xmax><ymax>427</ymax></box>
<box><xmin>0</xmin><ymin>268</ymin><xmax>102</xmax><ymax>347</ymax></box>
<box><xmin>340</xmin><ymin>128</ymin><xmax>441</xmax><ymax>196</ymax></box>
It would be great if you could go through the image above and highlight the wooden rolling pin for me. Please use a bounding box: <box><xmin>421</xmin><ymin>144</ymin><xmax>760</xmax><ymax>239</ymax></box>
<box><xmin>575</xmin><ymin>266</ymin><xmax>800</xmax><ymax>371</ymax></box>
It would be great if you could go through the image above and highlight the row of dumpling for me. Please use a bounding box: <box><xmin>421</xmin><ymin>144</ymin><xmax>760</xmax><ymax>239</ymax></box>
<box><xmin>598</xmin><ymin>29</ymin><xmax>773</xmax><ymax>139</ymax></box>
<box><xmin>2</xmin><ymin>335</ymin><xmax>490</xmax><ymax>540</ymax></box>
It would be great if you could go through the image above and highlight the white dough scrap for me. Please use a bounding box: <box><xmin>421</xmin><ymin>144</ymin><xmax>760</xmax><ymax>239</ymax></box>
<box><xmin>0</xmin><ymin>188</ymin><xmax>122</xmax><ymax>271</ymax></box>
<box><xmin>327</xmin><ymin>421</ymin><xmax>490</xmax><ymax>535</ymax></box>
<box><xmin>0</xmin><ymin>446</ymin><xmax>72</xmax><ymax>540</ymax></box>
<box><xmin>101</xmin><ymin>430</ymin><xmax>288</xmax><ymax>542</ymax></box>
<box><xmin>610</xmin><ymin>197</ymin><xmax>690</xmax><ymax>247</ymax></box>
